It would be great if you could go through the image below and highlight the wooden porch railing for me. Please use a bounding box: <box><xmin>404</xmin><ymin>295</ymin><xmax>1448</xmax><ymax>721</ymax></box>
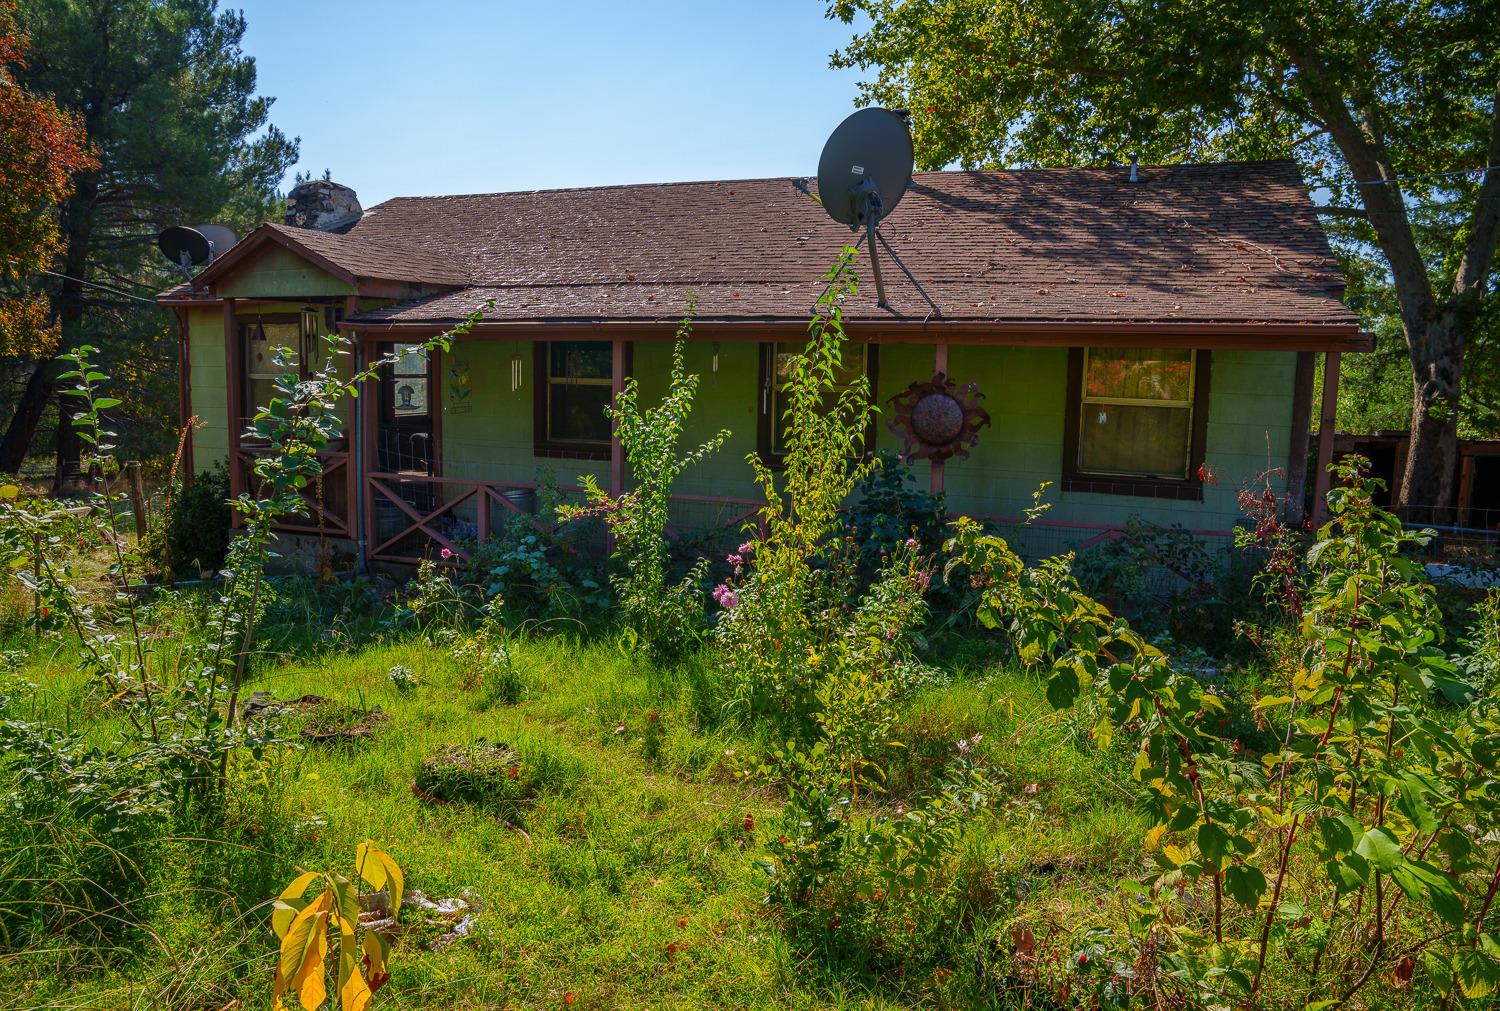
<box><xmin>234</xmin><ymin>445</ymin><xmax>355</xmax><ymax>539</ymax></box>
<box><xmin>364</xmin><ymin>472</ymin><xmax>762</xmax><ymax>565</ymax></box>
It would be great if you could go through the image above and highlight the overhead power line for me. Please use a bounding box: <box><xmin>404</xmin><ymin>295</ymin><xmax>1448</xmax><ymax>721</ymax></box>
<box><xmin>5</xmin><ymin>261</ymin><xmax>160</xmax><ymax>305</ymax></box>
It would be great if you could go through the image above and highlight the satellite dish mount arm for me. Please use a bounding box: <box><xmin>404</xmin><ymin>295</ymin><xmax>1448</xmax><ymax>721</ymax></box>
<box><xmin>852</xmin><ymin>177</ymin><xmax>889</xmax><ymax>309</ymax></box>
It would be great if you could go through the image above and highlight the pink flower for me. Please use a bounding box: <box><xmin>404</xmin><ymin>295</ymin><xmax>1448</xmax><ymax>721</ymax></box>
<box><xmin>737</xmin><ymin>541</ymin><xmax>754</xmax><ymax>555</ymax></box>
<box><xmin>915</xmin><ymin>570</ymin><xmax>931</xmax><ymax>590</ymax></box>
<box><xmin>904</xmin><ymin>537</ymin><xmax>919</xmax><ymax>550</ymax></box>
<box><xmin>440</xmin><ymin>547</ymin><xmax>453</xmax><ymax>559</ymax></box>
<box><xmin>712</xmin><ymin>584</ymin><xmax>739</xmax><ymax>609</ymax></box>
<box><xmin>726</xmin><ymin>553</ymin><xmax>743</xmax><ymax>567</ymax></box>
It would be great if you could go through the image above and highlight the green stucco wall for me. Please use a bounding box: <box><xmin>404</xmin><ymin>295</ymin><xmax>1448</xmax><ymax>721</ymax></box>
<box><xmin>926</xmin><ymin>345</ymin><xmax>1295</xmax><ymax>531</ymax></box>
<box><xmin>431</xmin><ymin>339</ymin><xmax>1296</xmax><ymax>535</ymax></box>
<box><xmin>186</xmin><ymin>305</ymin><xmax>229</xmax><ymax>469</ymax></box>
<box><xmin>190</xmin><ymin>301</ymin><xmax>1298</xmax><ymax>534</ymax></box>
<box><xmin>215</xmin><ymin>246</ymin><xmax>354</xmax><ymax>299</ymax></box>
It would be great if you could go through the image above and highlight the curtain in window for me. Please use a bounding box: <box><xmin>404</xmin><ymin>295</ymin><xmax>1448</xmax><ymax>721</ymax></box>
<box><xmin>1078</xmin><ymin>349</ymin><xmax>1194</xmax><ymax>479</ymax></box>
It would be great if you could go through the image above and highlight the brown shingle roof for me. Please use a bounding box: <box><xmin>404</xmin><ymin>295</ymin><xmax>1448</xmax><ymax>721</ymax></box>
<box><xmin>187</xmin><ymin>221</ymin><xmax>470</xmax><ymax>290</ymax></box>
<box><xmin>263</xmin><ymin>223</ymin><xmax>470</xmax><ymax>286</ymax></box>
<box><xmin>340</xmin><ymin>160</ymin><xmax>1353</xmax><ymax>328</ymax></box>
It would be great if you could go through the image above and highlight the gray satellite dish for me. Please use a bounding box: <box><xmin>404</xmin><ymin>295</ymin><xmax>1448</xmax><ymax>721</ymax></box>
<box><xmin>817</xmin><ymin>107</ymin><xmax>914</xmax><ymax>228</ymax></box>
<box><xmin>158</xmin><ymin>225</ymin><xmax>212</xmax><ymax>277</ymax></box>
<box><xmin>195</xmin><ymin>224</ymin><xmax>238</xmax><ymax>258</ymax></box>
<box><xmin>816</xmin><ymin>107</ymin><xmax>915</xmax><ymax>308</ymax></box>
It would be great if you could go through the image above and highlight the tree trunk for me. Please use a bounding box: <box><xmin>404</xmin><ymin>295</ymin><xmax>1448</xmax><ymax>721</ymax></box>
<box><xmin>53</xmin><ymin>391</ymin><xmax>85</xmax><ymax>492</ymax></box>
<box><xmin>40</xmin><ymin>172</ymin><xmax>97</xmax><ymax>491</ymax></box>
<box><xmin>0</xmin><ymin>364</ymin><xmax>55</xmax><ymax>474</ymax></box>
<box><xmin>1400</xmin><ymin>313</ymin><xmax>1464</xmax><ymax>523</ymax></box>
<box><xmin>1403</xmin><ymin>400</ymin><xmax>1459</xmax><ymax>523</ymax></box>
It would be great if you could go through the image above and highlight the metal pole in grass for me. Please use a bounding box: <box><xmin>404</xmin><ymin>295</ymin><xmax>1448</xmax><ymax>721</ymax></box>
<box><xmin>32</xmin><ymin>530</ymin><xmax>40</xmax><ymax>636</ymax></box>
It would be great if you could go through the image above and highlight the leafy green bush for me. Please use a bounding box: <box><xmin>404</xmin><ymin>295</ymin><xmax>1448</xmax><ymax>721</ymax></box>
<box><xmin>450</xmin><ymin>605</ymin><xmax>526</xmax><ymax>706</ymax></box>
<box><xmin>845</xmin><ymin>449</ymin><xmax>947</xmax><ymax>571</ymax></box>
<box><xmin>142</xmin><ymin>460</ymin><xmax>231</xmax><ymax>581</ymax></box>
<box><xmin>1456</xmin><ymin>586</ymin><xmax>1500</xmax><ymax>689</ymax></box>
<box><xmin>708</xmin><ymin>250</ymin><xmax>930</xmax><ymax>732</ymax></box>
<box><xmin>948</xmin><ymin>459</ymin><xmax>1500</xmax><ymax>1008</ymax></box>
<box><xmin>459</xmin><ymin>506</ymin><xmax>610</xmax><ymax>623</ymax></box>
<box><xmin>563</xmin><ymin>307</ymin><xmax>730</xmax><ymax>661</ymax></box>
<box><xmin>1070</xmin><ymin>516</ymin><xmax>1234</xmax><ymax>647</ymax></box>
<box><xmin>391</xmin><ymin>557</ymin><xmax>469</xmax><ymax>636</ymax></box>
<box><xmin>754</xmin><ymin>734</ymin><xmax>992</xmax><ymax>977</ymax></box>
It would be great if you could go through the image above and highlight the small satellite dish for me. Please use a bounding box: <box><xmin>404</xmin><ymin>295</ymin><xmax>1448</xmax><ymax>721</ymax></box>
<box><xmin>814</xmin><ymin>107</ymin><xmax>915</xmax><ymax>309</ymax></box>
<box><xmin>158</xmin><ymin>225</ymin><xmax>212</xmax><ymax>277</ymax></box>
<box><xmin>195</xmin><ymin>224</ymin><xmax>238</xmax><ymax>257</ymax></box>
<box><xmin>817</xmin><ymin>107</ymin><xmax>914</xmax><ymax>229</ymax></box>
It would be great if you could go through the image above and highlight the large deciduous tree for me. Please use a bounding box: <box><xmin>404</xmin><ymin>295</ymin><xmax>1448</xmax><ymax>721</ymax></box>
<box><xmin>2</xmin><ymin>0</ymin><xmax>296</xmax><ymax>484</ymax></box>
<box><xmin>0</xmin><ymin>0</ymin><xmax>94</xmax><ymax>362</ymax></box>
<box><xmin>826</xmin><ymin>0</ymin><xmax>1500</xmax><ymax>514</ymax></box>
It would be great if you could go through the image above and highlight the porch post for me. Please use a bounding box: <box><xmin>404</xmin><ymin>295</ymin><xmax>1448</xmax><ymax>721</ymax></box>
<box><xmin>931</xmin><ymin>343</ymin><xmax>949</xmax><ymax>495</ymax></box>
<box><xmin>610</xmin><ymin>339</ymin><xmax>625</xmax><ymax>497</ymax></box>
<box><xmin>345</xmin><ymin>295</ymin><xmax>365</xmax><ymax>565</ymax></box>
<box><xmin>1311</xmin><ymin>351</ymin><xmax>1341</xmax><ymax>528</ymax></box>
<box><xmin>222</xmin><ymin>298</ymin><xmax>244</xmax><ymax>507</ymax></box>
<box><xmin>361</xmin><ymin>333</ymin><xmax>379</xmax><ymax>565</ymax></box>
<box><xmin>1284</xmin><ymin>351</ymin><xmax>1315</xmax><ymax>526</ymax></box>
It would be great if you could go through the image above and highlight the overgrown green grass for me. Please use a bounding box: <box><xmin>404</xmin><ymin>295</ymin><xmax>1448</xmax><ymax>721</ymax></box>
<box><xmin>0</xmin><ymin>592</ymin><xmax>1140</xmax><ymax>1010</ymax></box>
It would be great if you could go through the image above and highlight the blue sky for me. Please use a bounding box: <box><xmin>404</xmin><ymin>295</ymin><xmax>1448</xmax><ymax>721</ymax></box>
<box><xmin>237</xmin><ymin>0</ymin><xmax>870</xmax><ymax>208</ymax></box>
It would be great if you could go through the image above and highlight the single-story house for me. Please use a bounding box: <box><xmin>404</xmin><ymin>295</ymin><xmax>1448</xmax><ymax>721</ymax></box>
<box><xmin>158</xmin><ymin>161</ymin><xmax>1368</xmax><ymax>565</ymax></box>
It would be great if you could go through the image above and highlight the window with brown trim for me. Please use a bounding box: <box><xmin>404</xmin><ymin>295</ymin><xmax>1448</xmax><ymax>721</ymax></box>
<box><xmin>533</xmin><ymin>341</ymin><xmax>628</xmax><ymax>460</ymax></box>
<box><xmin>756</xmin><ymin>341</ymin><xmax>879</xmax><ymax>464</ymax></box>
<box><xmin>1062</xmin><ymin>347</ymin><xmax>1211</xmax><ymax>501</ymax></box>
<box><xmin>240</xmin><ymin>313</ymin><xmax>303</xmax><ymax>433</ymax></box>
<box><xmin>240</xmin><ymin>308</ymin><xmax>335</xmax><ymax>435</ymax></box>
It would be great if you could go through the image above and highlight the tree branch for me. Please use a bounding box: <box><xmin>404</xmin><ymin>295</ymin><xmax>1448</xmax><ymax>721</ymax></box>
<box><xmin>1286</xmin><ymin>44</ymin><xmax>1436</xmax><ymax>323</ymax></box>
<box><xmin>1453</xmin><ymin>76</ymin><xmax>1500</xmax><ymax>301</ymax></box>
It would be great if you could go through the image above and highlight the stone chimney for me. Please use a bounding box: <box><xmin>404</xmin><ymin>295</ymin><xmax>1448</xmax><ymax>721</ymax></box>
<box><xmin>283</xmin><ymin>180</ymin><xmax>363</xmax><ymax>232</ymax></box>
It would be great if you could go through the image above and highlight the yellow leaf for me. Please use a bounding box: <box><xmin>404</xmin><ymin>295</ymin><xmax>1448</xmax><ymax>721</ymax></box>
<box><xmin>278</xmin><ymin>890</ymin><xmax>330</xmax><ymax>990</ymax></box>
<box><xmin>278</xmin><ymin>895</ymin><xmax>329</xmax><ymax>1011</ymax></box>
<box><xmin>357</xmin><ymin>841</ymin><xmax>405</xmax><ymax>917</ymax></box>
<box><xmin>1092</xmin><ymin>715</ymin><xmax>1113</xmax><ymax>751</ymax></box>
<box><xmin>331</xmin><ymin>875</ymin><xmax>360</xmax><ymax>938</ymax></box>
<box><xmin>363</xmin><ymin>929</ymin><xmax>390</xmax><ymax>982</ymax></box>
<box><xmin>292</xmin><ymin>913</ymin><xmax>328</xmax><ymax>1011</ymax></box>
<box><xmin>271</xmin><ymin>900</ymin><xmax>301</xmax><ymax>942</ymax></box>
<box><xmin>1132</xmin><ymin>749</ymin><xmax>1151</xmax><ymax>781</ymax></box>
<box><xmin>339</xmin><ymin>938</ymin><xmax>372</xmax><ymax>1011</ymax></box>
<box><xmin>1144</xmin><ymin>824</ymin><xmax>1168</xmax><ymax>852</ymax></box>
<box><xmin>272</xmin><ymin>872</ymin><xmax>321</xmax><ymax>938</ymax></box>
<box><xmin>356</xmin><ymin>841</ymin><xmax>386</xmax><ymax>894</ymax></box>
<box><xmin>377</xmin><ymin>850</ymin><xmax>404</xmax><ymax>915</ymax></box>
<box><xmin>1163</xmin><ymin>844</ymin><xmax>1189</xmax><ymax>866</ymax></box>
<box><xmin>281</xmin><ymin>871</ymin><xmax>320</xmax><ymax>900</ymax></box>
<box><xmin>0</xmin><ymin>484</ymin><xmax>19</xmax><ymax>500</ymax></box>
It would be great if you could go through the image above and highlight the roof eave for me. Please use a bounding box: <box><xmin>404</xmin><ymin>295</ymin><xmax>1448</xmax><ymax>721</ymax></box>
<box><xmin>337</xmin><ymin>316</ymin><xmax>1371</xmax><ymax>352</ymax></box>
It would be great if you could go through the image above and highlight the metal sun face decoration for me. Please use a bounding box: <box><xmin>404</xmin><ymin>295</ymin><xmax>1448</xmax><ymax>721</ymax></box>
<box><xmin>886</xmin><ymin>372</ymin><xmax>992</xmax><ymax>462</ymax></box>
